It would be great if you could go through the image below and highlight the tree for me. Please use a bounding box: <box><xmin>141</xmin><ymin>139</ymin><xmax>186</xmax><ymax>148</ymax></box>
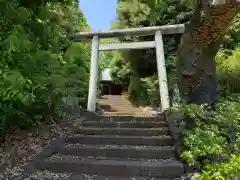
<box><xmin>176</xmin><ymin>0</ymin><xmax>240</xmax><ymax>106</ymax></box>
<box><xmin>0</xmin><ymin>0</ymin><xmax>91</xmax><ymax>133</ymax></box>
<box><xmin>111</xmin><ymin>0</ymin><xmax>193</xmax><ymax>105</ymax></box>
<box><xmin>112</xmin><ymin>0</ymin><xmax>240</xmax><ymax>107</ymax></box>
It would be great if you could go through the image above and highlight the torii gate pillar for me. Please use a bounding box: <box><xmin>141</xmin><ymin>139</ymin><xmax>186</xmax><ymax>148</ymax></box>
<box><xmin>87</xmin><ymin>36</ymin><xmax>99</xmax><ymax>112</ymax></box>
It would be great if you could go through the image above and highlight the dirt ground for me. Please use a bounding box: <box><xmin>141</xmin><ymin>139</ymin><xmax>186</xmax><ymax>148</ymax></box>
<box><xmin>0</xmin><ymin>117</ymin><xmax>82</xmax><ymax>180</ymax></box>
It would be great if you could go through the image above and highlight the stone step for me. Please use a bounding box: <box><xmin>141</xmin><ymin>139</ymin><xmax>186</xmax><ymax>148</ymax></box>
<box><xmin>95</xmin><ymin>116</ymin><xmax>165</xmax><ymax>122</ymax></box>
<box><xmin>101</xmin><ymin>107</ymin><xmax>142</xmax><ymax>109</ymax></box>
<box><xmin>59</xmin><ymin>144</ymin><xmax>176</xmax><ymax>159</ymax></box>
<box><xmin>84</xmin><ymin>113</ymin><xmax>165</xmax><ymax>122</ymax></box>
<box><xmin>102</xmin><ymin>112</ymin><xmax>152</xmax><ymax>116</ymax></box>
<box><xmin>65</xmin><ymin>175</ymin><xmax>172</xmax><ymax>180</ymax></box>
<box><xmin>29</xmin><ymin>172</ymin><xmax>174</xmax><ymax>180</ymax></box>
<box><xmin>48</xmin><ymin>154</ymin><xmax>176</xmax><ymax>161</ymax></box>
<box><xmin>102</xmin><ymin>113</ymin><xmax>150</xmax><ymax>117</ymax></box>
<box><xmin>34</xmin><ymin>157</ymin><xmax>184</xmax><ymax>178</ymax></box>
<box><xmin>65</xmin><ymin>135</ymin><xmax>173</xmax><ymax>146</ymax></box>
<box><xmin>73</xmin><ymin>127</ymin><xmax>169</xmax><ymax>136</ymax></box>
<box><xmin>81</xmin><ymin>121</ymin><xmax>168</xmax><ymax>128</ymax></box>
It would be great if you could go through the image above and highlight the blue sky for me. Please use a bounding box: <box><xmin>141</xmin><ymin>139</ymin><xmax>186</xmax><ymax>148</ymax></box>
<box><xmin>79</xmin><ymin>0</ymin><xmax>118</xmax><ymax>30</ymax></box>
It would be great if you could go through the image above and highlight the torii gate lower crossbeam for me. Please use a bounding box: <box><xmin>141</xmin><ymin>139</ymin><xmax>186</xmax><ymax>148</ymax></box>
<box><xmin>73</xmin><ymin>24</ymin><xmax>185</xmax><ymax>113</ymax></box>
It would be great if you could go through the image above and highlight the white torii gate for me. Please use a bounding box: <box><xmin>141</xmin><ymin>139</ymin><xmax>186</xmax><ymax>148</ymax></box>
<box><xmin>73</xmin><ymin>24</ymin><xmax>185</xmax><ymax>113</ymax></box>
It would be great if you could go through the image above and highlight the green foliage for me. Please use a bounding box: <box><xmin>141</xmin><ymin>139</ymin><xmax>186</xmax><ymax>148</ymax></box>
<box><xmin>99</xmin><ymin>39</ymin><xmax>119</xmax><ymax>70</ymax></box>
<box><xmin>216</xmin><ymin>48</ymin><xmax>240</xmax><ymax>95</ymax></box>
<box><xmin>140</xmin><ymin>75</ymin><xmax>160</xmax><ymax>106</ymax></box>
<box><xmin>110</xmin><ymin>51</ymin><xmax>131</xmax><ymax>91</ymax></box>
<box><xmin>0</xmin><ymin>0</ymin><xmax>91</xmax><ymax>134</ymax></box>
<box><xmin>178</xmin><ymin>47</ymin><xmax>240</xmax><ymax>178</ymax></box>
<box><xmin>180</xmin><ymin>95</ymin><xmax>240</xmax><ymax>178</ymax></box>
<box><xmin>223</xmin><ymin>14</ymin><xmax>240</xmax><ymax>49</ymax></box>
<box><xmin>199</xmin><ymin>154</ymin><xmax>240</xmax><ymax>179</ymax></box>
<box><xmin>128</xmin><ymin>73</ymin><xmax>148</xmax><ymax>105</ymax></box>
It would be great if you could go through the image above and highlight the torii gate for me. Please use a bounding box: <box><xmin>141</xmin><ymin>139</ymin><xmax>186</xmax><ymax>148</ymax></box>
<box><xmin>73</xmin><ymin>24</ymin><xmax>185</xmax><ymax>113</ymax></box>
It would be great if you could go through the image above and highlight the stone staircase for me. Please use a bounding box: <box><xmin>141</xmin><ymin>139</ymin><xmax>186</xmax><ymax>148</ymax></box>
<box><xmin>97</xmin><ymin>95</ymin><xmax>156</xmax><ymax>116</ymax></box>
<box><xmin>17</xmin><ymin>95</ymin><xmax>189</xmax><ymax>179</ymax></box>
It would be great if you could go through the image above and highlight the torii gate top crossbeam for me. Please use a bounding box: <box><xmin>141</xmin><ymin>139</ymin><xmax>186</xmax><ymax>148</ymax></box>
<box><xmin>73</xmin><ymin>24</ymin><xmax>185</xmax><ymax>40</ymax></box>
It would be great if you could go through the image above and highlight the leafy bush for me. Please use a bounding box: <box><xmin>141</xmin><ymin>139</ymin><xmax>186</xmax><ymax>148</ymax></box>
<box><xmin>110</xmin><ymin>52</ymin><xmax>131</xmax><ymax>91</ymax></box>
<box><xmin>140</xmin><ymin>75</ymin><xmax>160</xmax><ymax>106</ymax></box>
<box><xmin>216</xmin><ymin>48</ymin><xmax>240</xmax><ymax>95</ymax></box>
<box><xmin>199</xmin><ymin>154</ymin><xmax>240</xmax><ymax>179</ymax></box>
<box><xmin>0</xmin><ymin>0</ymin><xmax>91</xmax><ymax>134</ymax></box>
<box><xmin>180</xmin><ymin>95</ymin><xmax>240</xmax><ymax>178</ymax></box>
<box><xmin>128</xmin><ymin>73</ymin><xmax>151</xmax><ymax>105</ymax></box>
<box><xmin>120</xmin><ymin>54</ymin><xmax>179</xmax><ymax>107</ymax></box>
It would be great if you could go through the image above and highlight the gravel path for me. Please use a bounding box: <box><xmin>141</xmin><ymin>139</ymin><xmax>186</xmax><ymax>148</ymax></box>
<box><xmin>29</xmin><ymin>170</ymin><xmax>72</xmax><ymax>180</ymax></box>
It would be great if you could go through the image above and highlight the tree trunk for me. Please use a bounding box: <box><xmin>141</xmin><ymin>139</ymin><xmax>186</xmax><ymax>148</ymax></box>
<box><xmin>177</xmin><ymin>0</ymin><xmax>240</xmax><ymax>106</ymax></box>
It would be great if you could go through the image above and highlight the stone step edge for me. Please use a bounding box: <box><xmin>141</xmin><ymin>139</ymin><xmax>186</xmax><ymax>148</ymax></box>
<box><xmin>81</xmin><ymin>121</ymin><xmax>168</xmax><ymax>127</ymax></box>
<box><xmin>82</xmin><ymin>111</ymin><xmax>167</xmax><ymax>121</ymax></box>
<box><xmin>64</xmin><ymin>144</ymin><xmax>175</xmax><ymax>149</ymax></box>
<box><xmin>88</xmin><ymin>116</ymin><xmax>165</xmax><ymax>122</ymax></box>
<box><xmin>57</xmin><ymin>145</ymin><xmax>176</xmax><ymax>159</ymax></box>
<box><xmin>48</xmin><ymin>154</ymin><xmax>177</xmax><ymax>162</ymax></box>
<box><xmin>34</xmin><ymin>158</ymin><xmax>184</xmax><ymax>178</ymax></box>
<box><xmin>73</xmin><ymin>127</ymin><xmax>170</xmax><ymax>134</ymax></box>
<box><xmin>82</xmin><ymin>121</ymin><xmax>167</xmax><ymax>125</ymax></box>
<box><xmin>29</xmin><ymin>172</ymin><xmax>174</xmax><ymax>180</ymax></box>
<box><xmin>65</xmin><ymin>134</ymin><xmax>173</xmax><ymax>140</ymax></box>
<box><xmin>74</xmin><ymin>127</ymin><xmax>169</xmax><ymax>131</ymax></box>
<box><xmin>65</xmin><ymin>135</ymin><xmax>173</xmax><ymax>147</ymax></box>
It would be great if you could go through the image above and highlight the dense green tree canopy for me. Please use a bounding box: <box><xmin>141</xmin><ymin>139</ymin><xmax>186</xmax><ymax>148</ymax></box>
<box><xmin>113</xmin><ymin>0</ymin><xmax>192</xmax><ymax>75</ymax></box>
<box><xmin>0</xmin><ymin>0</ymin><xmax>91</xmax><ymax>133</ymax></box>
